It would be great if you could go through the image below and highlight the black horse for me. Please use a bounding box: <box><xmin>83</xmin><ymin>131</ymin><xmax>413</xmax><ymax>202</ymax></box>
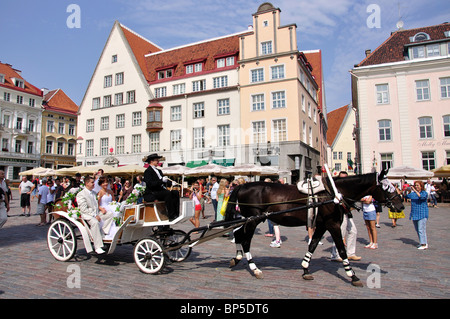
<box><xmin>224</xmin><ymin>170</ymin><xmax>404</xmax><ymax>286</ymax></box>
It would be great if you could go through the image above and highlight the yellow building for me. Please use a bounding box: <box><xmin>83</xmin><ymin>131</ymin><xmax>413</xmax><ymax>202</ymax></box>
<box><xmin>239</xmin><ymin>3</ymin><xmax>324</xmax><ymax>181</ymax></box>
<box><xmin>41</xmin><ymin>89</ymin><xmax>78</xmax><ymax>169</ymax></box>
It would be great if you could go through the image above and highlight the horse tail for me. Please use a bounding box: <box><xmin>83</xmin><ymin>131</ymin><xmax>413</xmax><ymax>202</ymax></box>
<box><xmin>225</xmin><ymin>185</ymin><xmax>242</xmax><ymax>221</ymax></box>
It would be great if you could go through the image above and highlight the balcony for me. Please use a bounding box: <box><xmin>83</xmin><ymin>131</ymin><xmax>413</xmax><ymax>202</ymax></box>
<box><xmin>146</xmin><ymin>102</ymin><xmax>163</xmax><ymax>133</ymax></box>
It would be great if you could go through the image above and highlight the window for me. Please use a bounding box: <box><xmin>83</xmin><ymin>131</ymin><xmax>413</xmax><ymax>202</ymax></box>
<box><xmin>217</xmin><ymin>58</ymin><xmax>225</xmax><ymax>68</ymax></box>
<box><xmin>272</xmin><ymin>91</ymin><xmax>286</xmax><ymax>109</ymax></box>
<box><xmin>226</xmin><ymin>56</ymin><xmax>235</xmax><ymax>66</ymax></box>
<box><xmin>218</xmin><ymin>125</ymin><xmax>230</xmax><ymax>147</ymax></box>
<box><xmin>186</xmin><ymin>65</ymin><xmax>193</xmax><ymax>74</ymax></box>
<box><xmin>116</xmin><ymin>114</ymin><xmax>125</xmax><ymax>128</ymax></box>
<box><xmin>28</xmin><ymin>119</ymin><xmax>34</xmax><ymax>132</ymax></box>
<box><xmin>308</xmin><ymin>102</ymin><xmax>311</xmax><ymax>118</ymax></box>
<box><xmin>46</xmin><ymin>120</ymin><xmax>54</xmax><ymax>133</ymax></box>
<box><xmin>271</xmin><ymin>65</ymin><xmax>285</xmax><ymax>80</ymax></box>
<box><xmin>427</xmin><ymin>44</ymin><xmax>440</xmax><ymax>57</ymax></box>
<box><xmin>380</xmin><ymin>153</ymin><xmax>393</xmax><ymax>171</ymax></box>
<box><xmin>86</xmin><ymin>119</ymin><xmax>94</xmax><ymax>132</ymax></box>
<box><xmin>15</xmin><ymin>140</ymin><xmax>22</xmax><ymax>153</ymax></box>
<box><xmin>193</xmin><ymin>102</ymin><xmax>205</xmax><ymax>118</ymax></box>
<box><xmin>68</xmin><ymin>124</ymin><xmax>75</xmax><ymax>136</ymax></box>
<box><xmin>446</xmin><ymin>150</ymin><xmax>450</xmax><ymax>165</ymax></box>
<box><xmin>27</xmin><ymin>142</ymin><xmax>34</xmax><ymax>154</ymax></box>
<box><xmin>252</xmin><ymin>94</ymin><xmax>265</xmax><ymax>111</ymax></box>
<box><xmin>155</xmin><ymin>87</ymin><xmax>167</xmax><ymax>98</ymax></box>
<box><xmin>172</xmin><ymin>83</ymin><xmax>185</xmax><ymax>96</ymax></box>
<box><xmin>100</xmin><ymin>138</ymin><xmax>109</xmax><ymax>156</ymax></box>
<box><xmin>213</xmin><ymin>76</ymin><xmax>228</xmax><ymax>88</ymax></box>
<box><xmin>14</xmin><ymin>79</ymin><xmax>24</xmax><ymax>88</ymax></box>
<box><xmin>46</xmin><ymin>140</ymin><xmax>53</xmax><ymax>154</ymax></box>
<box><xmin>419</xmin><ymin>117</ymin><xmax>433</xmax><ymax>139</ymax></box>
<box><xmin>443</xmin><ymin>115</ymin><xmax>450</xmax><ymax>137</ymax></box>
<box><xmin>421</xmin><ymin>151</ymin><xmax>436</xmax><ymax>170</ymax></box>
<box><xmin>86</xmin><ymin>140</ymin><xmax>94</xmax><ymax>157</ymax></box>
<box><xmin>261</xmin><ymin>41</ymin><xmax>273</xmax><ymax>55</ymax></box>
<box><xmin>440</xmin><ymin>77</ymin><xmax>450</xmax><ymax>98</ymax></box>
<box><xmin>252</xmin><ymin>121</ymin><xmax>266</xmax><ymax>144</ymax></box>
<box><xmin>251</xmin><ymin>68</ymin><xmax>264</xmax><ymax>83</ymax></box>
<box><xmin>301</xmin><ymin>94</ymin><xmax>305</xmax><ymax>112</ymax></box>
<box><xmin>2</xmin><ymin>138</ymin><xmax>9</xmax><ymax>151</ymax></box>
<box><xmin>29</xmin><ymin>98</ymin><xmax>35</xmax><ymax>107</ymax></box>
<box><xmin>115</xmin><ymin>72</ymin><xmax>124</xmax><ymax>85</ymax></box>
<box><xmin>4</xmin><ymin>92</ymin><xmax>10</xmax><ymax>102</ymax></box>
<box><xmin>170</xmin><ymin>130</ymin><xmax>181</xmax><ymax>150</ymax></box>
<box><xmin>338</xmin><ymin>152</ymin><xmax>343</xmax><ymax>160</ymax></box>
<box><xmin>132</xmin><ymin>134</ymin><xmax>141</xmax><ymax>153</ymax></box>
<box><xmin>378</xmin><ymin>120</ymin><xmax>392</xmax><ymax>141</ymax></box>
<box><xmin>126</xmin><ymin>91</ymin><xmax>135</xmax><ymax>104</ymax></box>
<box><xmin>171</xmin><ymin>105</ymin><xmax>181</xmax><ymax>121</ymax></box>
<box><xmin>416</xmin><ymin>80</ymin><xmax>430</xmax><ymax>101</ymax></box>
<box><xmin>272</xmin><ymin>119</ymin><xmax>287</xmax><ymax>142</ymax></box>
<box><xmin>16</xmin><ymin>95</ymin><xmax>23</xmax><ymax>104</ymax></box>
<box><xmin>103</xmin><ymin>95</ymin><xmax>112</xmax><ymax>108</ymax></box>
<box><xmin>149</xmin><ymin>132</ymin><xmax>160</xmax><ymax>152</ymax></box>
<box><xmin>104</xmin><ymin>75</ymin><xmax>112</xmax><ymax>88</ymax></box>
<box><xmin>114</xmin><ymin>93</ymin><xmax>123</xmax><ymax>106</ymax></box>
<box><xmin>193</xmin><ymin>127</ymin><xmax>205</xmax><ymax>149</ymax></box>
<box><xmin>57</xmin><ymin>142</ymin><xmax>64</xmax><ymax>155</ymax></box>
<box><xmin>3</xmin><ymin>115</ymin><xmax>10</xmax><ymax>128</ymax></box>
<box><xmin>148</xmin><ymin>110</ymin><xmax>161</xmax><ymax>122</ymax></box>
<box><xmin>115</xmin><ymin>136</ymin><xmax>124</xmax><ymax>155</ymax></box>
<box><xmin>195</xmin><ymin>63</ymin><xmax>202</xmax><ymax>72</ymax></box>
<box><xmin>412</xmin><ymin>46</ymin><xmax>425</xmax><ymax>59</ymax></box>
<box><xmin>68</xmin><ymin>143</ymin><xmax>74</xmax><ymax>156</ymax></box>
<box><xmin>192</xmin><ymin>80</ymin><xmax>206</xmax><ymax>92</ymax></box>
<box><xmin>112</xmin><ymin>55</ymin><xmax>117</xmax><ymax>63</ymax></box>
<box><xmin>132</xmin><ymin>112</ymin><xmax>142</xmax><ymax>126</ymax></box>
<box><xmin>302</xmin><ymin>121</ymin><xmax>307</xmax><ymax>143</ymax></box>
<box><xmin>376</xmin><ymin>84</ymin><xmax>389</xmax><ymax>104</ymax></box>
<box><xmin>58</xmin><ymin>122</ymin><xmax>65</xmax><ymax>134</ymax></box>
<box><xmin>101</xmin><ymin>116</ymin><xmax>109</xmax><ymax>130</ymax></box>
<box><xmin>217</xmin><ymin>99</ymin><xmax>230</xmax><ymax>115</ymax></box>
<box><xmin>92</xmin><ymin>97</ymin><xmax>100</xmax><ymax>109</ymax></box>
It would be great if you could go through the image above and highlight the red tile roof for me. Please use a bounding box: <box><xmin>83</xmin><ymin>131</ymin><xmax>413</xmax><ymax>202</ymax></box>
<box><xmin>0</xmin><ymin>62</ymin><xmax>43</xmax><ymax>97</ymax></box>
<box><xmin>144</xmin><ymin>33</ymin><xmax>243</xmax><ymax>83</ymax></box>
<box><xmin>303</xmin><ymin>50</ymin><xmax>324</xmax><ymax>112</ymax></box>
<box><xmin>119</xmin><ymin>24</ymin><xmax>163</xmax><ymax>82</ymax></box>
<box><xmin>43</xmin><ymin>88</ymin><xmax>79</xmax><ymax>115</ymax></box>
<box><xmin>357</xmin><ymin>23</ymin><xmax>450</xmax><ymax>67</ymax></box>
<box><xmin>326</xmin><ymin>104</ymin><xmax>349</xmax><ymax>145</ymax></box>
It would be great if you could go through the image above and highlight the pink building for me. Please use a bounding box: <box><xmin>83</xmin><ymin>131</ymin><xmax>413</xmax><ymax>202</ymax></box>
<box><xmin>352</xmin><ymin>23</ymin><xmax>450</xmax><ymax>173</ymax></box>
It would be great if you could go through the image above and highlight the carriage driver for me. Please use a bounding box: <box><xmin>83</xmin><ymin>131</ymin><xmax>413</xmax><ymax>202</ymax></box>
<box><xmin>142</xmin><ymin>153</ymin><xmax>180</xmax><ymax>221</ymax></box>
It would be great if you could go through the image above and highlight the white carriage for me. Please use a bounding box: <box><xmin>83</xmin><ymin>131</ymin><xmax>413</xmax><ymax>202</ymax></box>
<box><xmin>47</xmin><ymin>200</ymin><xmax>194</xmax><ymax>274</ymax></box>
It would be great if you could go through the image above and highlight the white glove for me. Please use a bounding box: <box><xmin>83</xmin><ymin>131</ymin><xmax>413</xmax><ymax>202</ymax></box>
<box><xmin>162</xmin><ymin>176</ymin><xmax>168</xmax><ymax>183</ymax></box>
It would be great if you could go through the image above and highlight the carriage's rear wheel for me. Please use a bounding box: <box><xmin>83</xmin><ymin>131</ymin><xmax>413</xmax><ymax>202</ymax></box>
<box><xmin>134</xmin><ymin>237</ymin><xmax>166</xmax><ymax>274</ymax></box>
<box><xmin>47</xmin><ymin>219</ymin><xmax>77</xmax><ymax>262</ymax></box>
<box><xmin>161</xmin><ymin>230</ymin><xmax>191</xmax><ymax>262</ymax></box>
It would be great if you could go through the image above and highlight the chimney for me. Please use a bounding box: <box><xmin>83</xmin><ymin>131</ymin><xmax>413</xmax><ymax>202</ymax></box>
<box><xmin>365</xmin><ymin>49</ymin><xmax>372</xmax><ymax>57</ymax></box>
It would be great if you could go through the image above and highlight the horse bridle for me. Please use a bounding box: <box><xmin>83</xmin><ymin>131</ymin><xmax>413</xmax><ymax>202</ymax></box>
<box><xmin>378</xmin><ymin>177</ymin><xmax>402</xmax><ymax>210</ymax></box>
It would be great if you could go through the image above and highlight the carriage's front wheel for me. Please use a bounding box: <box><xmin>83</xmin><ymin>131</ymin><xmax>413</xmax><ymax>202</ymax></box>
<box><xmin>134</xmin><ymin>237</ymin><xmax>166</xmax><ymax>274</ymax></box>
<box><xmin>161</xmin><ymin>230</ymin><xmax>192</xmax><ymax>262</ymax></box>
<box><xmin>47</xmin><ymin>219</ymin><xmax>77</xmax><ymax>262</ymax></box>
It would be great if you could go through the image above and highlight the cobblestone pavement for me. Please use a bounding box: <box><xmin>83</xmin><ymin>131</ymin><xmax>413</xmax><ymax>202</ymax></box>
<box><xmin>0</xmin><ymin>189</ymin><xmax>449</xmax><ymax>300</ymax></box>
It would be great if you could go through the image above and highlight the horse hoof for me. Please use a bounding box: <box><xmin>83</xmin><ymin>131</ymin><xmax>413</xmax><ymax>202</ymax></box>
<box><xmin>302</xmin><ymin>274</ymin><xmax>314</xmax><ymax>280</ymax></box>
<box><xmin>229</xmin><ymin>258</ymin><xmax>240</xmax><ymax>268</ymax></box>
<box><xmin>352</xmin><ymin>280</ymin><xmax>363</xmax><ymax>287</ymax></box>
<box><xmin>254</xmin><ymin>270</ymin><xmax>264</xmax><ymax>279</ymax></box>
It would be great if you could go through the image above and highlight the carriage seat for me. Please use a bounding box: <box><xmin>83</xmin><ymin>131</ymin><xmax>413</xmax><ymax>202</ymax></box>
<box><xmin>297</xmin><ymin>176</ymin><xmax>325</xmax><ymax>194</ymax></box>
<box><xmin>143</xmin><ymin>201</ymin><xmax>169</xmax><ymax>222</ymax></box>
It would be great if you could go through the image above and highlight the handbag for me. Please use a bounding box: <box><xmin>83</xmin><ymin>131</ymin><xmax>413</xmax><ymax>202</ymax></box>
<box><xmin>219</xmin><ymin>196</ymin><xmax>229</xmax><ymax>216</ymax></box>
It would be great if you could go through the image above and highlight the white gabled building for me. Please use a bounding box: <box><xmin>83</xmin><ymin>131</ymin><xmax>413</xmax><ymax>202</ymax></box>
<box><xmin>0</xmin><ymin>62</ymin><xmax>43</xmax><ymax>181</ymax></box>
<box><xmin>77</xmin><ymin>21</ymin><xmax>162</xmax><ymax>166</ymax></box>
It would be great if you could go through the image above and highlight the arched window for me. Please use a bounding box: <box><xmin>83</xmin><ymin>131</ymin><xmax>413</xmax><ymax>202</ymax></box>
<box><xmin>413</xmin><ymin>32</ymin><xmax>430</xmax><ymax>42</ymax></box>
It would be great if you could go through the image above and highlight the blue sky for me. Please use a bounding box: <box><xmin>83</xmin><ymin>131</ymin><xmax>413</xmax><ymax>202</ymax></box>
<box><xmin>1</xmin><ymin>0</ymin><xmax>448</xmax><ymax>112</ymax></box>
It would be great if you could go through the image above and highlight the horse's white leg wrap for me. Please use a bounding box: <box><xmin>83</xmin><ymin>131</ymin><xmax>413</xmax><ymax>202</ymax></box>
<box><xmin>301</xmin><ymin>252</ymin><xmax>313</xmax><ymax>269</ymax></box>
<box><xmin>343</xmin><ymin>259</ymin><xmax>354</xmax><ymax>277</ymax></box>
<box><xmin>236</xmin><ymin>244</ymin><xmax>243</xmax><ymax>260</ymax></box>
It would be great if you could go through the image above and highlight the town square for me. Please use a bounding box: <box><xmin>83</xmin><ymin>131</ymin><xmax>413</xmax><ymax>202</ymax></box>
<box><xmin>1</xmin><ymin>0</ymin><xmax>449</xmax><ymax>303</ymax></box>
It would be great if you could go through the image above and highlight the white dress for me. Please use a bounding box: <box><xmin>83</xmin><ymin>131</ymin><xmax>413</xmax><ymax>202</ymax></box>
<box><xmin>99</xmin><ymin>193</ymin><xmax>120</xmax><ymax>240</ymax></box>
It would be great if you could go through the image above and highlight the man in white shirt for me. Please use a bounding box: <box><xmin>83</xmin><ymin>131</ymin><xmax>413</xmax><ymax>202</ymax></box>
<box><xmin>209</xmin><ymin>177</ymin><xmax>219</xmax><ymax>220</ymax></box>
<box><xmin>19</xmin><ymin>176</ymin><xmax>35</xmax><ymax>216</ymax></box>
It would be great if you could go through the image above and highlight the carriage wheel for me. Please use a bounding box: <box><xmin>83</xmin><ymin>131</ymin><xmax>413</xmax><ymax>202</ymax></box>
<box><xmin>162</xmin><ymin>230</ymin><xmax>192</xmax><ymax>262</ymax></box>
<box><xmin>47</xmin><ymin>219</ymin><xmax>77</xmax><ymax>262</ymax></box>
<box><xmin>134</xmin><ymin>237</ymin><xmax>166</xmax><ymax>274</ymax></box>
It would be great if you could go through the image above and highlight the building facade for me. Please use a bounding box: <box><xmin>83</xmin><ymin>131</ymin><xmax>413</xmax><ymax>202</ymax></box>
<box><xmin>0</xmin><ymin>62</ymin><xmax>43</xmax><ymax>181</ymax></box>
<box><xmin>352</xmin><ymin>23</ymin><xmax>450</xmax><ymax>173</ymax></box>
<box><xmin>41</xmin><ymin>89</ymin><xmax>79</xmax><ymax>169</ymax></box>
<box><xmin>238</xmin><ymin>3</ymin><xmax>323</xmax><ymax>181</ymax></box>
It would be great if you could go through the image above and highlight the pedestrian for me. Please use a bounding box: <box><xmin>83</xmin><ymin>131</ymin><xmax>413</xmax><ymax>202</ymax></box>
<box><xmin>31</xmin><ymin>176</ymin><xmax>38</xmax><ymax>201</ymax></box>
<box><xmin>189</xmin><ymin>181</ymin><xmax>202</xmax><ymax>230</ymax></box>
<box><xmin>388</xmin><ymin>184</ymin><xmax>405</xmax><ymax>227</ymax></box>
<box><xmin>37</xmin><ymin>178</ymin><xmax>49</xmax><ymax>226</ymax></box>
<box><xmin>216</xmin><ymin>179</ymin><xmax>230</xmax><ymax>222</ymax></box>
<box><xmin>405</xmin><ymin>181</ymin><xmax>429</xmax><ymax>250</ymax></box>
<box><xmin>0</xmin><ymin>170</ymin><xmax>10</xmax><ymax>229</ymax></box>
<box><xmin>263</xmin><ymin>178</ymin><xmax>274</xmax><ymax>238</ymax></box>
<box><xmin>330</xmin><ymin>171</ymin><xmax>361</xmax><ymax>261</ymax></box>
<box><xmin>19</xmin><ymin>175</ymin><xmax>35</xmax><ymax>217</ymax></box>
<box><xmin>197</xmin><ymin>178</ymin><xmax>207</xmax><ymax>219</ymax></box>
<box><xmin>361</xmin><ymin>194</ymin><xmax>378</xmax><ymax>249</ymax></box>
<box><xmin>209</xmin><ymin>177</ymin><xmax>219</xmax><ymax>220</ymax></box>
<box><xmin>374</xmin><ymin>199</ymin><xmax>382</xmax><ymax>228</ymax></box>
<box><xmin>46</xmin><ymin>179</ymin><xmax>56</xmax><ymax>224</ymax></box>
<box><xmin>429</xmin><ymin>182</ymin><xmax>438</xmax><ymax>208</ymax></box>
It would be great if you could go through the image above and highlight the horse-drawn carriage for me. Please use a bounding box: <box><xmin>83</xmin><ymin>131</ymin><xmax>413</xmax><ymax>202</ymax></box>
<box><xmin>47</xmin><ymin>200</ymin><xmax>195</xmax><ymax>274</ymax></box>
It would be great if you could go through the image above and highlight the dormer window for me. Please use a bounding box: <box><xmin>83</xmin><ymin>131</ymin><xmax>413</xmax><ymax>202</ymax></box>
<box><xmin>0</xmin><ymin>74</ymin><xmax>5</xmax><ymax>84</ymax></box>
<box><xmin>185</xmin><ymin>60</ymin><xmax>205</xmax><ymax>75</ymax></box>
<box><xmin>412</xmin><ymin>32</ymin><xmax>430</xmax><ymax>42</ymax></box>
<box><xmin>13</xmin><ymin>78</ymin><xmax>24</xmax><ymax>88</ymax></box>
<box><xmin>158</xmin><ymin>69</ymin><xmax>173</xmax><ymax>79</ymax></box>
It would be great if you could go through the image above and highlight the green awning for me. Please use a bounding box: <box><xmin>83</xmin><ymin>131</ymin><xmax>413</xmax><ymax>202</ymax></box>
<box><xmin>212</xmin><ymin>158</ymin><xmax>235</xmax><ymax>167</ymax></box>
<box><xmin>186</xmin><ymin>160</ymin><xmax>208</xmax><ymax>168</ymax></box>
